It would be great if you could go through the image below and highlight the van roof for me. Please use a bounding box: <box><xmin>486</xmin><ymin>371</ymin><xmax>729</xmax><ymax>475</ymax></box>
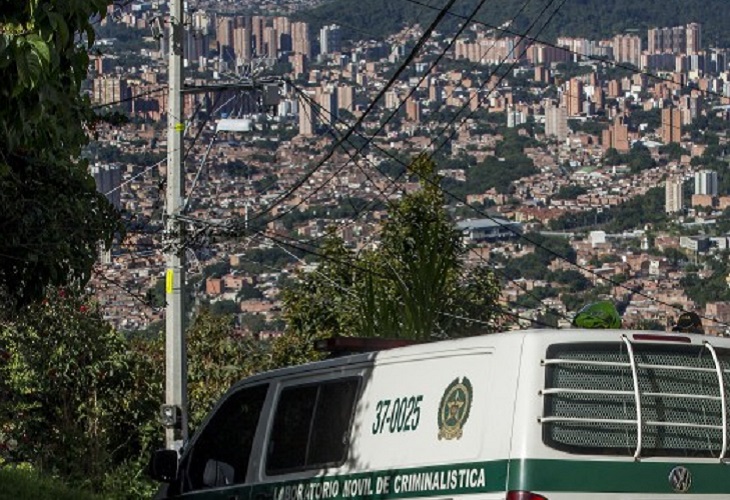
<box><xmin>231</xmin><ymin>329</ymin><xmax>720</xmax><ymax>390</ymax></box>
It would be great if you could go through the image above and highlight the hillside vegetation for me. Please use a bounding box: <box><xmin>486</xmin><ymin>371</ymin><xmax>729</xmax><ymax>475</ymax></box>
<box><xmin>300</xmin><ymin>0</ymin><xmax>729</xmax><ymax>47</ymax></box>
<box><xmin>0</xmin><ymin>468</ymin><xmax>101</xmax><ymax>500</ymax></box>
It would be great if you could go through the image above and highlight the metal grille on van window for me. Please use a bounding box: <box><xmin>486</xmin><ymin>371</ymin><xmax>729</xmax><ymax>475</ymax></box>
<box><xmin>540</xmin><ymin>340</ymin><xmax>730</xmax><ymax>459</ymax></box>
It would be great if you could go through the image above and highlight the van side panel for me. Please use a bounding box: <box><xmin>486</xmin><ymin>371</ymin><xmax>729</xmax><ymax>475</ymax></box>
<box><xmin>340</xmin><ymin>347</ymin><xmax>519</xmax><ymax>498</ymax></box>
<box><xmin>247</xmin><ymin>346</ymin><xmax>522</xmax><ymax>500</ymax></box>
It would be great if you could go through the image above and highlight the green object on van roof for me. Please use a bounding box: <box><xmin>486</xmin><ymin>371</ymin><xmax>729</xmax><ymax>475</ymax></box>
<box><xmin>572</xmin><ymin>301</ymin><xmax>622</xmax><ymax>329</ymax></box>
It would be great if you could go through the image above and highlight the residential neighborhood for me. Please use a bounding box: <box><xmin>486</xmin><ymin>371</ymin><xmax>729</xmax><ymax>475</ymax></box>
<box><xmin>87</xmin><ymin>2</ymin><xmax>730</xmax><ymax>335</ymax></box>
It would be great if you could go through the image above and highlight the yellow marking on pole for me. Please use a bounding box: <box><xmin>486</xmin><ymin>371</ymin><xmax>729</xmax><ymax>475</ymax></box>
<box><xmin>174</xmin><ymin>122</ymin><xmax>185</xmax><ymax>132</ymax></box>
<box><xmin>166</xmin><ymin>269</ymin><xmax>174</xmax><ymax>293</ymax></box>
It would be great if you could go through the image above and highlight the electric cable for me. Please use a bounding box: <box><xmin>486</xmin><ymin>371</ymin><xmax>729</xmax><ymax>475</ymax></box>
<box><xmin>255</xmin><ymin>228</ymin><xmax>556</xmax><ymax>330</ymax></box>
<box><xmin>243</xmin><ymin>0</ymin><xmax>460</xmax><ymax>226</ymax></box>
<box><xmin>404</xmin><ymin>0</ymin><xmax>730</xmax><ymax>103</ymax></box>
<box><xmin>242</xmin><ymin>0</ymin><xmax>512</xmax><ymax>230</ymax></box>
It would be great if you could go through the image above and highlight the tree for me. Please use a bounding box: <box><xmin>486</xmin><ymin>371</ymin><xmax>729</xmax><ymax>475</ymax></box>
<box><xmin>0</xmin><ymin>1</ymin><xmax>121</xmax><ymax>307</ymax></box>
<box><xmin>0</xmin><ymin>288</ymin><xmax>141</xmax><ymax>487</ymax></box>
<box><xmin>282</xmin><ymin>155</ymin><xmax>503</xmax><ymax>345</ymax></box>
<box><xmin>186</xmin><ymin>309</ymin><xmax>269</xmax><ymax>430</ymax></box>
<box><xmin>553</xmin><ymin>184</ymin><xmax>588</xmax><ymax>200</ymax></box>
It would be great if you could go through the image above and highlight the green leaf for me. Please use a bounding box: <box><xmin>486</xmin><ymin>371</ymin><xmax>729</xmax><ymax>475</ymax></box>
<box><xmin>47</xmin><ymin>12</ymin><xmax>69</xmax><ymax>47</ymax></box>
<box><xmin>15</xmin><ymin>49</ymin><xmax>29</xmax><ymax>88</ymax></box>
<box><xmin>28</xmin><ymin>36</ymin><xmax>50</xmax><ymax>65</ymax></box>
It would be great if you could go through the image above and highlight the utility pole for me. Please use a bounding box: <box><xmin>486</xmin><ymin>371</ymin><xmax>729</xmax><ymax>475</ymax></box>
<box><xmin>162</xmin><ymin>0</ymin><xmax>187</xmax><ymax>450</ymax></box>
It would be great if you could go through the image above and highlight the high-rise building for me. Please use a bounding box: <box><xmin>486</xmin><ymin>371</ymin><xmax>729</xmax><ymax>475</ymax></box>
<box><xmin>661</xmin><ymin>107</ymin><xmax>682</xmax><ymax>144</ymax></box>
<box><xmin>647</xmin><ymin>23</ymin><xmax>702</xmax><ymax>54</ymax></box>
<box><xmin>593</xmin><ymin>86</ymin><xmax>604</xmax><ymax>110</ymax></box>
<box><xmin>316</xmin><ymin>87</ymin><xmax>337</xmax><ymax>125</ymax></box>
<box><xmin>566</xmin><ymin>78</ymin><xmax>583</xmax><ymax>117</ymax></box>
<box><xmin>273</xmin><ymin>16</ymin><xmax>292</xmax><ymax>52</ymax></box>
<box><xmin>612</xmin><ymin>34</ymin><xmax>642</xmax><ymax>67</ymax></box>
<box><xmin>319</xmin><ymin>24</ymin><xmax>342</xmax><ymax>55</ymax></box>
<box><xmin>601</xmin><ymin>116</ymin><xmax>629</xmax><ymax>152</ymax></box>
<box><xmin>217</xmin><ymin>17</ymin><xmax>235</xmax><ymax>62</ymax></box>
<box><xmin>665</xmin><ymin>178</ymin><xmax>684</xmax><ymax>214</ymax></box>
<box><xmin>686</xmin><ymin>22</ymin><xmax>702</xmax><ymax>54</ymax></box>
<box><xmin>90</xmin><ymin>164</ymin><xmax>122</xmax><ymax>209</ymax></box>
<box><xmin>695</xmin><ymin>170</ymin><xmax>718</xmax><ymax>196</ymax></box>
<box><xmin>384</xmin><ymin>90</ymin><xmax>399</xmax><ymax>110</ymax></box>
<box><xmin>292</xmin><ymin>22</ymin><xmax>311</xmax><ymax>59</ymax></box>
<box><xmin>607</xmin><ymin>79</ymin><xmax>621</xmax><ymax>98</ymax></box>
<box><xmin>290</xmin><ymin>52</ymin><xmax>307</xmax><ymax>77</ymax></box>
<box><xmin>93</xmin><ymin>77</ymin><xmax>129</xmax><ymax>108</ymax></box>
<box><xmin>405</xmin><ymin>98</ymin><xmax>421</xmax><ymax>123</ymax></box>
<box><xmin>217</xmin><ymin>17</ymin><xmax>234</xmax><ymax>48</ymax></box>
<box><xmin>252</xmin><ymin>16</ymin><xmax>265</xmax><ymax>56</ymax></box>
<box><xmin>298</xmin><ymin>92</ymin><xmax>316</xmax><ymax>136</ymax></box>
<box><xmin>264</xmin><ymin>26</ymin><xmax>278</xmax><ymax>58</ymax></box>
<box><xmin>337</xmin><ymin>84</ymin><xmax>354</xmax><ymax>113</ymax></box>
<box><xmin>545</xmin><ymin>104</ymin><xmax>568</xmax><ymax>141</ymax></box>
<box><xmin>428</xmin><ymin>82</ymin><xmax>442</xmax><ymax>105</ymax></box>
<box><xmin>468</xmin><ymin>88</ymin><xmax>480</xmax><ymax>112</ymax></box>
<box><xmin>233</xmin><ymin>27</ymin><xmax>252</xmax><ymax>64</ymax></box>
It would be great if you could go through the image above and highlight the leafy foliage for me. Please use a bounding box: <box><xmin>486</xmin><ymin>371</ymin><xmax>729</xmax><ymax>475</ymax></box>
<box><xmin>186</xmin><ymin>310</ymin><xmax>269</xmax><ymax>430</ymax></box>
<box><xmin>549</xmin><ymin>187</ymin><xmax>667</xmax><ymax>232</ymax></box>
<box><xmin>501</xmin><ymin>233</ymin><xmax>576</xmax><ymax>280</ymax></box>
<box><xmin>463</xmin><ymin>130</ymin><xmax>538</xmax><ymax>195</ymax></box>
<box><xmin>0</xmin><ymin>0</ymin><xmax>121</xmax><ymax>307</ymax></box>
<box><xmin>0</xmin><ymin>290</ymin><xmax>288</xmax><ymax>497</ymax></box>
<box><xmin>0</xmin><ymin>467</ymin><xmax>101</xmax><ymax>500</ymax></box>
<box><xmin>283</xmin><ymin>156</ymin><xmax>502</xmax><ymax>344</ymax></box>
<box><xmin>680</xmin><ymin>253</ymin><xmax>730</xmax><ymax>307</ymax></box>
<box><xmin>553</xmin><ymin>184</ymin><xmax>588</xmax><ymax>200</ymax></box>
<box><xmin>0</xmin><ymin>288</ymin><xmax>142</xmax><ymax>486</ymax></box>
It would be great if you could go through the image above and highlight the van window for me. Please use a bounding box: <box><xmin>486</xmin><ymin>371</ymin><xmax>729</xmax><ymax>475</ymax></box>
<box><xmin>183</xmin><ymin>384</ymin><xmax>268</xmax><ymax>492</ymax></box>
<box><xmin>542</xmin><ymin>342</ymin><xmax>730</xmax><ymax>458</ymax></box>
<box><xmin>267</xmin><ymin>378</ymin><xmax>359</xmax><ymax>474</ymax></box>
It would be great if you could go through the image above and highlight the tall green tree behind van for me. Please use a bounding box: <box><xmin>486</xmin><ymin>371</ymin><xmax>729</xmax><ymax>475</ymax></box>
<box><xmin>282</xmin><ymin>155</ymin><xmax>502</xmax><ymax>344</ymax></box>
<box><xmin>0</xmin><ymin>0</ymin><xmax>121</xmax><ymax>309</ymax></box>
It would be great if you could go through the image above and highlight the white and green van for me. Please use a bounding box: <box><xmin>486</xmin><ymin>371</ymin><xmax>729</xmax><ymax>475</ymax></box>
<box><xmin>152</xmin><ymin>329</ymin><xmax>730</xmax><ymax>499</ymax></box>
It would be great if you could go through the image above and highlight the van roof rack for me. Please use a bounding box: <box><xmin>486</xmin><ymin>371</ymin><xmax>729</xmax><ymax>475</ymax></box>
<box><xmin>314</xmin><ymin>336</ymin><xmax>420</xmax><ymax>356</ymax></box>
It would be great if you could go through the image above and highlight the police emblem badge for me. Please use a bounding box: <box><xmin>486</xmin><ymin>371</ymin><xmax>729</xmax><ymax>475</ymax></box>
<box><xmin>438</xmin><ymin>377</ymin><xmax>473</xmax><ymax>440</ymax></box>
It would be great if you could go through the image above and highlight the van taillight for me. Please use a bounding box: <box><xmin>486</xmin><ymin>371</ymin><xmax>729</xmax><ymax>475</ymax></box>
<box><xmin>506</xmin><ymin>492</ymin><xmax>548</xmax><ymax>500</ymax></box>
<box><xmin>632</xmin><ymin>333</ymin><xmax>691</xmax><ymax>343</ymax></box>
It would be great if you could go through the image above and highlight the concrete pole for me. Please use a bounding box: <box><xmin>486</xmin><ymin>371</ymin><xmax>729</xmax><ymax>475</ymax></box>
<box><xmin>165</xmin><ymin>0</ymin><xmax>187</xmax><ymax>450</ymax></box>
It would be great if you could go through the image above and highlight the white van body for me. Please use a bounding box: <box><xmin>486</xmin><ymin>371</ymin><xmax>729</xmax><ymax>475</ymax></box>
<box><xmin>157</xmin><ymin>329</ymin><xmax>730</xmax><ymax>499</ymax></box>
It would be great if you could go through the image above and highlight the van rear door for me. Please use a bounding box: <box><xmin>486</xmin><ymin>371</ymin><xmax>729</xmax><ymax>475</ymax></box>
<box><xmin>512</xmin><ymin>331</ymin><xmax>730</xmax><ymax>499</ymax></box>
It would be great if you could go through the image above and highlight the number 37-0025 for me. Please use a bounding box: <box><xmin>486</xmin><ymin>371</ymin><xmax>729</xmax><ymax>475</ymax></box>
<box><xmin>371</xmin><ymin>395</ymin><xmax>423</xmax><ymax>434</ymax></box>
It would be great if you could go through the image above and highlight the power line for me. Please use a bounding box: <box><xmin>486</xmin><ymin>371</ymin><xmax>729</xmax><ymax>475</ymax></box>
<box><xmin>385</xmin><ymin>0</ymin><xmax>730</xmax><ymax>328</ymax></box>
<box><xmin>243</xmin><ymin>0</ymin><xmax>519</xmax><ymax>232</ymax></box>
<box><xmin>91</xmin><ymin>86</ymin><xmax>168</xmax><ymax>110</ymax></box>
<box><xmin>269</xmin><ymin>0</ymin><xmax>540</xmax><ymax>238</ymax></box>
<box><xmin>285</xmin><ymin>0</ymin><xmax>728</xmax><ymax>329</ymax></box>
<box><xmin>423</xmin><ymin>0</ymin><xmax>569</xmax><ymax>159</ymax></box>
<box><xmin>404</xmin><ymin>0</ymin><xmax>730</xmax><ymax>103</ymax></box>
<box><xmin>255</xmin><ymin>228</ymin><xmax>559</xmax><ymax>330</ymax></box>
<box><xmin>245</xmin><ymin>0</ymin><xmax>459</xmax><ymax>226</ymax></box>
<box><xmin>246</xmin><ymin>105</ymin><xmax>565</xmax><ymax>324</ymax></box>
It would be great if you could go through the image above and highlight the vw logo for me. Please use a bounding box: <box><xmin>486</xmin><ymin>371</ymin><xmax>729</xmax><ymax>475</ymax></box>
<box><xmin>668</xmin><ymin>465</ymin><xmax>692</xmax><ymax>493</ymax></box>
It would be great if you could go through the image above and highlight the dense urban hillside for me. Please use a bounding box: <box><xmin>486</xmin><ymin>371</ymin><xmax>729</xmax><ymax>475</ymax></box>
<box><xmin>301</xmin><ymin>0</ymin><xmax>730</xmax><ymax>47</ymax></box>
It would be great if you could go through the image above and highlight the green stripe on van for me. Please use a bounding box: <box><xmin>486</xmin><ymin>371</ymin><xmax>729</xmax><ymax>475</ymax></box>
<box><xmin>257</xmin><ymin>461</ymin><xmax>508</xmax><ymax>500</ymax></box>
<box><xmin>511</xmin><ymin>459</ymin><xmax>730</xmax><ymax>494</ymax></box>
<box><xmin>180</xmin><ymin>459</ymin><xmax>730</xmax><ymax>498</ymax></box>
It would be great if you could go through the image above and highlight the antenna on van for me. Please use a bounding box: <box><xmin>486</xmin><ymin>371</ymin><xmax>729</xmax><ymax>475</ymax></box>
<box><xmin>315</xmin><ymin>336</ymin><xmax>421</xmax><ymax>356</ymax></box>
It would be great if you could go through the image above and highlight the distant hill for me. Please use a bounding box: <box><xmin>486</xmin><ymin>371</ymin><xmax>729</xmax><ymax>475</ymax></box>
<box><xmin>299</xmin><ymin>0</ymin><xmax>730</xmax><ymax>48</ymax></box>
